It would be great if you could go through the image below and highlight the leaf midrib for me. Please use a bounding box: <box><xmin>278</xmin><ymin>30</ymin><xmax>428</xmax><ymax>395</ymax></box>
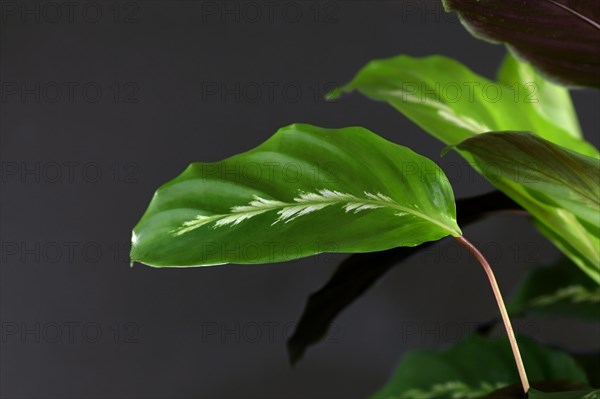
<box><xmin>174</xmin><ymin>191</ymin><xmax>460</xmax><ymax>236</ymax></box>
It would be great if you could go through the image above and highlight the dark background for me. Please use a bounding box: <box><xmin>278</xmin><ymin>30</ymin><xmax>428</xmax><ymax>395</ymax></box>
<box><xmin>1</xmin><ymin>1</ymin><xmax>599</xmax><ymax>398</ymax></box>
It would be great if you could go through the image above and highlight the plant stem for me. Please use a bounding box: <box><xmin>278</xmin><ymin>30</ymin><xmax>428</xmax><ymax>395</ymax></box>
<box><xmin>455</xmin><ymin>235</ymin><xmax>530</xmax><ymax>394</ymax></box>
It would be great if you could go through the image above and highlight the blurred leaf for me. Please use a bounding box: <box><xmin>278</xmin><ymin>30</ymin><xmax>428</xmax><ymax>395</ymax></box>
<box><xmin>573</xmin><ymin>352</ymin><xmax>600</xmax><ymax>388</ymax></box>
<box><xmin>485</xmin><ymin>382</ymin><xmax>593</xmax><ymax>398</ymax></box>
<box><xmin>442</xmin><ymin>0</ymin><xmax>600</xmax><ymax>88</ymax></box>
<box><xmin>131</xmin><ymin>124</ymin><xmax>461</xmax><ymax>267</ymax></box>
<box><xmin>507</xmin><ymin>258</ymin><xmax>600</xmax><ymax>321</ymax></box>
<box><xmin>528</xmin><ymin>387</ymin><xmax>600</xmax><ymax>399</ymax></box>
<box><xmin>372</xmin><ymin>335</ymin><xmax>588</xmax><ymax>399</ymax></box>
<box><xmin>456</xmin><ymin>132</ymin><xmax>600</xmax><ymax>233</ymax></box>
<box><xmin>288</xmin><ymin>191</ymin><xmax>522</xmax><ymax>364</ymax></box>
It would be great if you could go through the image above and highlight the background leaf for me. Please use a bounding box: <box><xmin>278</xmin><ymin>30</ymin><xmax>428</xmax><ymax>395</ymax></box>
<box><xmin>334</xmin><ymin>54</ymin><xmax>600</xmax><ymax>283</ymax></box>
<box><xmin>484</xmin><ymin>382</ymin><xmax>595</xmax><ymax>398</ymax></box>
<box><xmin>372</xmin><ymin>335</ymin><xmax>589</xmax><ymax>399</ymax></box>
<box><xmin>528</xmin><ymin>387</ymin><xmax>600</xmax><ymax>399</ymax></box>
<box><xmin>507</xmin><ymin>258</ymin><xmax>600</xmax><ymax>321</ymax></box>
<box><xmin>442</xmin><ymin>0</ymin><xmax>600</xmax><ymax>88</ymax></box>
<box><xmin>456</xmin><ymin>132</ymin><xmax>600</xmax><ymax>282</ymax></box>
<box><xmin>131</xmin><ymin>124</ymin><xmax>461</xmax><ymax>267</ymax></box>
<box><xmin>456</xmin><ymin>132</ymin><xmax>600</xmax><ymax>231</ymax></box>
<box><xmin>288</xmin><ymin>191</ymin><xmax>523</xmax><ymax>364</ymax></box>
<box><xmin>332</xmin><ymin>54</ymin><xmax>597</xmax><ymax>156</ymax></box>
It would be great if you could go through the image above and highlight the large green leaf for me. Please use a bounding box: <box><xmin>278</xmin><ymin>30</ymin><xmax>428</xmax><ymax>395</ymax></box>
<box><xmin>456</xmin><ymin>132</ymin><xmax>600</xmax><ymax>232</ymax></box>
<box><xmin>372</xmin><ymin>335</ymin><xmax>589</xmax><ymax>399</ymax></box>
<box><xmin>442</xmin><ymin>0</ymin><xmax>600</xmax><ymax>88</ymax></box>
<box><xmin>507</xmin><ymin>258</ymin><xmax>600</xmax><ymax>321</ymax></box>
<box><xmin>496</xmin><ymin>54</ymin><xmax>582</xmax><ymax>139</ymax></box>
<box><xmin>456</xmin><ymin>132</ymin><xmax>600</xmax><ymax>282</ymax></box>
<box><xmin>333</xmin><ymin>54</ymin><xmax>600</xmax><ymax>283</ymax></box>
<box><xmin>331</xmin><ymin>54</ymin><xmax>597</xmax><ymax>156</ymax></box>
<box><xmin>131</xmin><ymin>124</ymin><xmax>461</xmax><ymax>267</ymax></box>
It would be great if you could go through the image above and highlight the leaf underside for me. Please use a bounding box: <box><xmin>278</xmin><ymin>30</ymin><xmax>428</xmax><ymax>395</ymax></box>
<box><xmin>287</xmin><ymin>191</ymin><xmax>522</xmax><ymax>364</ymax></box>
<box><xmin>443</xmin><ymin>0</ymin><xmax>600</xmax><ymax>88</ymax></box>
<box><xmin>457</xmin><ymin>132</ymin><xmax>600</xmax><ymax>282</ymax></box>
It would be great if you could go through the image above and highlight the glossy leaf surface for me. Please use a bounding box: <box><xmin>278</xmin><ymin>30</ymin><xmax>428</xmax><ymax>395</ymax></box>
<box><xmin>372</xmin><ymin>335</ymin><xmax>588</xmax><ymax>399</ymax></box>
<box><xmin>131</xmin><ymin>124</ymin><xmax>461</xmax><ymax>267</ymax></box>
<box><xmin>332</xmin><ymin>54</ymin><xmax>596</xmax><ymax>156</ymax></box>
<box><xmin>507</xmin><ymin>259</ymin><xmax>600</xmax><ymax>321</ymax></box>
<box><xmin>496</xmin><ymin>54</ymin><xmax>582</xmax><ymax>138</ymax></box>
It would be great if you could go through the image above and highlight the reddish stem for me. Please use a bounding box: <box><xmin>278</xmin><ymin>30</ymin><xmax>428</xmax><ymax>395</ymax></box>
<box><xmin>455</xmin><ymin>235</ymin><xmax>530</xmax><ymax>394</ymax></box>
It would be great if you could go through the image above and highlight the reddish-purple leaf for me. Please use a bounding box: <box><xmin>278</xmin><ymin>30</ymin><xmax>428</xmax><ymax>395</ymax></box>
<box><xmin>443</xmin><ymin>0</ymin><xmax>600</xmax><ymax>88</ymax></box>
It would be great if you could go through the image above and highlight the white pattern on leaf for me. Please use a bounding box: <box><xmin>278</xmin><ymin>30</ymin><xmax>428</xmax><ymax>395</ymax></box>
<box><xmin>173</xmin><ymin>189</ymin><xmax>407</xmax><ymax>236</ymax></box>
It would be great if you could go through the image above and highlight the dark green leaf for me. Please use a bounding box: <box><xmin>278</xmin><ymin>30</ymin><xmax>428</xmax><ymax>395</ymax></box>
<box><xmin>456</xmin><ymin>132</ymin><xmax>600</xmax><ymax>282</ymax></box>
<box><xmin>372</xmin><ymin>335</ymin><xmax>588</xmax><ymax>399</ymax></box>
<box><xmin>131</xmin><ymin>124</ymin><xmax>461</xmax><ymax>267</ymax></box>
<box><xmin>573</xmin><ymin>352</ymin><xmax>600</xmax><ymax>388</ymax></box>
<box><xmin>485</xmin><ymin>382</ymin><xmax>593</xmax><ymax>398</ymax></box>
<box><xmin>508</xmin><ymin>258</ymin><xmax>600</xmax><ymax>321</ymax></box>
<box><xmin>528</xmin><ymin>387</ymin><xmax>600</xmax><ymax>399</ymax></box>
<box><xmin>457</xmin><ymin>132</ymin><xmax>599</xmax><ymax>229</ymax></box>
<box><xmin>288</xmin><ymin>191</ymin><xmax>522</xmax><ymax>364</ymax></box>
<box><xmin>442</xmin><ymin>0</ymin><xmax>600</xmax><ymax>88</ymax></box>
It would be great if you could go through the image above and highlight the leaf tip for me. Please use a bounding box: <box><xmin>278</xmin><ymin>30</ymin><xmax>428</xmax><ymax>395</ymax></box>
<box><xmin>286</xmin><ymin>340</ymin><xmax>305</xmax><ymax>367</ymax></box>
<box><xmin>325</xmin><ymin>87</ymin><xmax>342</xmax><ymax>101</ymax></box>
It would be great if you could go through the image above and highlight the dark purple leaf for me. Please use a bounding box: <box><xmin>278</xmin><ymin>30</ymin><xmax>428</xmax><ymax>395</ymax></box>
<box><xmin>443</xmin><ymin>0</ymin><xmax>600</xmax><ymax>88</ymax></box>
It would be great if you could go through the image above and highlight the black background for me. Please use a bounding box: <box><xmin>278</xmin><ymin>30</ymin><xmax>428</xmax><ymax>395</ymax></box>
<box><xmin>1</xmin><ymin>1</ymin><xmax>599</xmax><ymax>398</ymax></box>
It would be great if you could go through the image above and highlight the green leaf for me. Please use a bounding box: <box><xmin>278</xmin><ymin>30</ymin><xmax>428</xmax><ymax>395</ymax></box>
<box><xmin>497</xmin><ymin>54</ymin><xmax>582</xmax><ymax>139</ymax></box>
<box><xmin>456</xmin><ymin>132</ymin><xmax>600</xmax><ymax>282</ymax></box>
<box><xmin>333</xmin><ymin>54</ymin><xmax>600</xmax><ymax>283</ymax></box>
<box><xmin>528</xmin><ymin>388</ymin><xmax>600</xmax><ymax>399</ymax></box>
<box><xmin>442</xmin><ymin>0</ymin><xmax>600</xmax><ymax>88</ymax></box>
<box><xmin>372</xmin><ymin>335</ymin><xmax>589</xmax><ymax>399</ymax></box>
<box><xmin>456</xmin><ymin>132</ymin><xmax>600</xmax><ymax>233</ymax></box>
<box><xmin>507</xmin><ymin>258</ymin><xmax>600</xmax><ymax>321</ymax></box>
<box><xmin>131</xmin><ymin>124</ymin><xmax>461</xmax><ymax>267</ymax></box>
<box><xmin>332</xmin><ymin>54</ymin><xmax>598</xmax><ymax>157</ymax></box>
<box><xmin>485</xmin><ymin>382</ymin><xmax>595</xmax><ymax>398</ymax></box>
